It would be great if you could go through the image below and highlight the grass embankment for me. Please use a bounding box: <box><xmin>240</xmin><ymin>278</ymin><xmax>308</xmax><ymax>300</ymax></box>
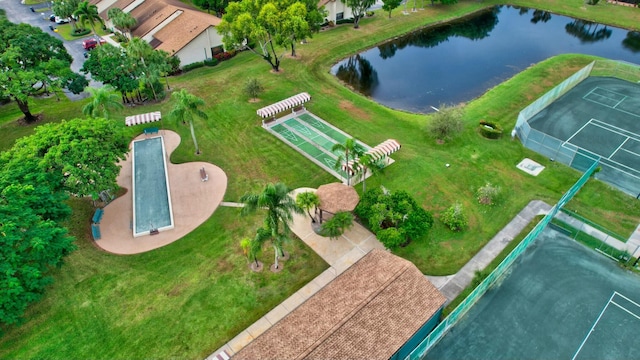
<box><xmin>0</xmin><ymin>0</ymin><xmax>639</xmax><ymax>358</ymax></box>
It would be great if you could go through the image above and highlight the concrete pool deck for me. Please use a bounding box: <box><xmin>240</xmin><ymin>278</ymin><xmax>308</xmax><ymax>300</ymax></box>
<box><xmin>95</xmin><ymin>130</ymin><xmax>228</xmax><ymax>255</ymax></box>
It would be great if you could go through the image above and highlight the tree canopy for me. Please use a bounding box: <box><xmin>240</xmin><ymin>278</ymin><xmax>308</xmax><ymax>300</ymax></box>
<box><xmin>2</xmin><ymin>118</ymin><xmax>129</xmax><ymax>199</ymax></box>
<box><xmin>219</xmin><ymin>0</ymin><xmax>318</xmax><ymax>71</ymax></box>
<box><xmin>0</xmin><ymin>118</ymin><xmax>129</xmax><ymax>326</ymax></box>
<box><xmin>345</xmin><ymin>0</ymin><xmax>375</xmax><ymax>28</ymax></box>
<box><xmin>0</xmin><ymin>18</ymin><xmax>85</xmax><ymax>122</ymax></box>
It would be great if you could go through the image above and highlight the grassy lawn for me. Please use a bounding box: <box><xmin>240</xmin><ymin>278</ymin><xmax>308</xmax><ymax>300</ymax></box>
<box><xmin>55</xmin><ymin>23</ymin><xmax>111</xmax><ymax>41</ymax></box>
<box><xmin>1</xmin><ymin>0</ymin><xmax>640</xmax><ymax>358</ymax></box>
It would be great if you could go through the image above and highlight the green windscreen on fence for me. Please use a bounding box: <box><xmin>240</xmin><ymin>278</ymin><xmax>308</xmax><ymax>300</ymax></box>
<box><xmin>404</xmin><ymin>160</ymin><xmax>600</xmax><ymax>360</ymax></box>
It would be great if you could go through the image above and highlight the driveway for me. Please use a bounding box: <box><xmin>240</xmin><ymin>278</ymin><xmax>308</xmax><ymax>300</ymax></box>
<box><xmin>3</xmin><ymin>0</ymin><xmax>101</xmax><ymax>101</ymax></box>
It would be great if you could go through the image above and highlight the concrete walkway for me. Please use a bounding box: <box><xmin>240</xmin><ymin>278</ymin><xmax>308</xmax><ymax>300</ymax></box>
<box><xmin>427</xmin><ymin>201</ymin><xmax>551</xmax><ymax>304</ymax></box>
<box><xmin>208</xmin><ymin>195</ymin><xmax>640</xmax><ymax>358</ymax></box>
<box><xmin>208</xmin><ymin>188</ymin><xmax>385</xmax><ymax>359</ymax></box>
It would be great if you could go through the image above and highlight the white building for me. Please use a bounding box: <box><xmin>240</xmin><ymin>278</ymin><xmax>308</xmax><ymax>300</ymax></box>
<box><xmin>93</xmin><ymin>0</ymin><xmax>225</xmax><ymax>66</ymax></box>
<box><xmin>319</xmin><ymin>0</ymin><xmax>354</xmax><ymax>24</ymax></box>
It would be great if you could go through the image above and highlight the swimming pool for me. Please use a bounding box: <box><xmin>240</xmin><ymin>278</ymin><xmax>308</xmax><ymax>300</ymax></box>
<box><xmin>131</xmin><ymin>136</ymin><xmax>174</xmax><ymax>237</ymax></box>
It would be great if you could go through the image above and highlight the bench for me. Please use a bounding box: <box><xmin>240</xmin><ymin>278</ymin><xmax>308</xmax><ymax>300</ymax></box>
<box><xmin>200</xmin><ymin>167</ymin><xmax>208</xmax><ymax>182</ymax></box>
<box><xmin>144</xmin><ymin>127</ymin><xmax>159</xmax><ymax>136</ymax></box>
<box><xmin>91</xmin><ymin>223</ymin><xmax>101</xmax><ymax>240</ymax></box>
<box><xmin>92</xmin><ymin>208</ymin><xmax>104</xmax><ymax>224</ymax></box>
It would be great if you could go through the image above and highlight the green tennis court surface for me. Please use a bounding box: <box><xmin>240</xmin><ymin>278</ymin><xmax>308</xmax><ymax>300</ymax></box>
<box><xmin>526</xmin><ymin>76</ymin><xmax>640</xmax><ymax>196</ymax></box>
<box><xmin>265</xmin><ymin>112</ymin><xmax>371</xmax><ymax>181</ymax></box>
<box><xmin>427</xmin><ymin>229</ymin><xmax>640</xmax><ymax>360</ymax></box>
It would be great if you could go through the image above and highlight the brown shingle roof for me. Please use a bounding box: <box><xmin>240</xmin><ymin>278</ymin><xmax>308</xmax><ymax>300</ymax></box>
<box><xmin>233</xmin><ymin>249</ymin><xmax>446</xmax><ymax>360</ymax></box>
<box><xmin>99</xmin><ymin>0</ymin><xmax>222</xmax><ymax>54</ymax></box>
<box><xmin>153</xmin><ymin>8</ymin><xmax>220</xmax><ymax>54</ymax></box>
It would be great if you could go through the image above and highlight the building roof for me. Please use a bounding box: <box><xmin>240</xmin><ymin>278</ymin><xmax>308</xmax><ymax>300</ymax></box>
<box><xmin>233</xmin><ymin>249</ymin><xmax>446</xmax><ymax>360</ymax></box>
<box><xmin>153</xmin><ymin>8</ymin><xmax>220</xmax><ymax>54</ymax></box>
<box><xmin>100</xmin><ymin>0</ymin><xmax>221</xmax><ymax>55</ymax></box>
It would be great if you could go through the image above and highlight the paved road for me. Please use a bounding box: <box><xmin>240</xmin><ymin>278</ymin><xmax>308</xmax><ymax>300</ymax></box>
<box><xmin>3</xmin><ymin>0</ymin><xmax>100</xmax><ymax>101</ymax></box>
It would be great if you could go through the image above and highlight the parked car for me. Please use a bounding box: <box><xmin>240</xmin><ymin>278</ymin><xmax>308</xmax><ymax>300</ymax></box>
<box><xmin>55</xmin><ymin>16</ymin><xmax>70</xmax><ymax>24</ymax></box>
<box><xmin>82</xmin><ymin>38</ymin><xmax>106</xmax><ymax>50</ymax></box>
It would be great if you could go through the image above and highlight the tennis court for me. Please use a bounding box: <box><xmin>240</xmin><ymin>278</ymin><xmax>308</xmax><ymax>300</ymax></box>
<box><xmin>427</xmin><ymin>228</ymin><xmax>640</xmax><ymax>359</ymax></box>
<box><xmin>132</xmin><ymin>136</ymin><xmax>174</xmax><ymax>237</ymax></box>
<box><xmin>524</xmin><ymin>76</ymin><xmax>640</xmax><ymax>196</ymax></box>
<box><xmin>265</xmin><ymin>111</ymin><xmax>370</xmax><ymax>182</ymax></box>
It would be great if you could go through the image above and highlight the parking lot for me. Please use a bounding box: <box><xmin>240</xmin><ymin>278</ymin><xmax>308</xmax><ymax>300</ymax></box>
<box><xmin>3</xmin><ymin>0</ymin><xmax>102</xmax><ymax>100</ymax></box>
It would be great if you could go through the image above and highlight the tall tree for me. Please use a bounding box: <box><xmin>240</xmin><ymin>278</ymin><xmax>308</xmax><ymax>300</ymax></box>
<box><xmin>81</xmin><ymin>44</ymin><xmax>139</xmax><ymax>103</ymax></box>
<box><xmin>194</xmin><ymin>0</ymin><xmax>229</xmax><ymax>16</ymax></box>
<box><xmin>382</xmin><ymin>0</ymin><xmax>402</xmax><ymax>18</ymax></box>
<box><xmin>354</xmin><ymin>153</ymin><xmax>385</xmax><ymax>192</ymax></box>
<box><xmin>296</xmin><ymin>191</ymin><xmax>320</xmax><ymax>223</ymax></box>
<box><xmin>108</xmin><ymin>8</ymin><xmax>137</xmax><ymax>39</ymax></box>
<box><xmin>345</xmin><ymin>0</ymin><xmax>375</xmax><ymax>29</ymax></box>
<box><xmin>0</xmin><ymin>186</ymin><xmax>76</xmax><ymax>326</ymax></box>
<box><xmin>73</xmin><ymin>1</ymin><xmax>104</xmax><ymax>38</ymax></box>
<box><xmin>240</xmin><ymin>183</ymin><xmax>303</xmax><ymax>268</ymax></box>
<box><xmin>82</xmin><ymin>85</ymin><xmax>124</xmax><ymax>119</ymax></box>
<box><xmin>0</xmin><ymin>19</ymin><xmax>84</xmax><ymax>123</ymax></box>
<box><xmin>168</xmin><ymin>89</ymin><xmax>208</xmax><ymax>154</ymax></box>
<box><xmin>2</xmin><ymin>118</ymin><xmax>129</xmax><ymax>199</ymax></box>
<box><xmin>331</xmin><ymin>137</ymin><xmax>364</xmax><ymax>186</ymax></box>
<box><xmin>52</xmin><ymin>0</ymin><xmax>81</xmax><ymax>31</ymax></box>
<box><xmin>126</xmin><ymin>38</ymin><xmax>160</xmax><ymax>101</ymax></box>
<box><xmin>218</xmin><ymin>0</ymin><xmax>312</xmax><ymax>71</ymax></box>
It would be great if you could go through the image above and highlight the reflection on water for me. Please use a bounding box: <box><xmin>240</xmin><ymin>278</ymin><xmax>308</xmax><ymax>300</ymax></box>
<box><xmin>331</xmin><ymin>5</ymin><xmax>640</xmax><ymax>113</ymax></box>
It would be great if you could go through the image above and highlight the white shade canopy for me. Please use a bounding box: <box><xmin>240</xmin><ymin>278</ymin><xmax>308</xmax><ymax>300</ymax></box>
<box><xmin>341</xmin><ymin>139</ymin><xmax>401</xmax><ymax>175</ymax></box>
<box><xmin>125</xmin><ymin>111</ymin><xmax>162</xmax><ymax>126</ymax></box>
<box><xmin>257</xmin><ymin>92</ymin><xmax>311</xmax><ymax>118</ymax></box>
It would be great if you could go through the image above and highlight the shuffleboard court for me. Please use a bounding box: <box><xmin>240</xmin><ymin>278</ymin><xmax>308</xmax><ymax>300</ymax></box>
<box><xmin>132</xmin><ymin>136</ymin><xmax>174</xmax><ymax>237</ymax></box>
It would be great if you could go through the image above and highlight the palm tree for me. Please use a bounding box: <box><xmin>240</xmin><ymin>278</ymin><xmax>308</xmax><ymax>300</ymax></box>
<box><xmin>108</xmin><ymin>8</ymin><xmax>137</xmax><ymax>40</ymax></box>
<box><xmin>240</xmin><ymin>182</ymin><xmax>303</xmax><ymax>270</ymax></box>
<box><xmin>168</xmin><ymin>89</ymin><xmax>208</xmax><ymax>154</ymax></box>
<box><xmin>74</xmin><ymin>1</ymin><xmax>104</xmax><ymax>40</ymax></box>
<box><xmin>354</xmin><ymin>153</ymin><xmax>386</xmax><ymax>192</ymax></box>
<box><xmin>126</xmin><ymin>38</ymin><xmax>159</xmax><ymax>101</ymax></box>
<box><xmin>331</xmin><ymin>137</ymin><xmax>363</xmax><ymax>186</ymax></box>
<box><xmin>82</xmin><ymin>85</ymin><xmax>123</xmax><ymax>119</ymax></box>
<box><xmin>296</xmin><ymin>191</ymin><xmax>320</xmax><ymax>223</ymax></box>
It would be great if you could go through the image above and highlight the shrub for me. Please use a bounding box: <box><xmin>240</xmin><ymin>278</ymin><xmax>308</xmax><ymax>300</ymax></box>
<box><xmin>244</xmin><ymin>78</ymin><xmax>264</xmax><ymax>100</ymax></box>
<box><xmin>112</xmin><ymin>33</ymin><xmax>129</xmax><ymax>43</ymax></box>
<box><xmin>336</xmin><ymin>18</ymin><xmax>355</xmax><ymax>25</ymax></box>
<box><xmin>366</xmin><ymin>11</ymin><xmax>375</xmax><ymax>17</ymax></box>
<box><xmin>478</xmin><ymin>120</ymin><xmax>503</xmax><ymax>139</ymax></box>
<box><xmin>182</xmin><ymin>61</ymin><xmax>205</xmax><ymax>72</ymax></box>
<box><xmin>441</xmin><ymin>203</ymin><xmax>468</xmax><ymax>231</ymax></box>
<box><xmin>356</xmin><ymin>186</ymin><xmax>433</xmax><ymax>247</ymax></box>
<box><xmin>213</xmin><ymin>50</ymin><xmax>236</xmax><ymax>62</ymax></box>
<box><xmin>320</xmin><ymin>211</ymin><xmax>354</xmax><ymax>240</ymax></box>
<box><xmin>203</xmin><ymin>58</ymin><xmax>218</xmax><ymax>67</ymax></box>
<box><xmin>477</xmin><ymin>182</ymin><xmax>501</xmax><ymax>205</ymax></box>
<box><xmin>585</xmin><ymin>0</ymin><xmax>600</xmax><ymax>5</ymax></box>
<box><xmin>71</xmin><ymin>28</ymin><xmax>91</xmax><ymax>37</ymax></box>
<box><xmin>377</xmin><ymin>227</ymin><xmax>405</xmax><ymax>250</ymax></box>
<box><xmin>426</xmin><ymin>104</ymin><xmax>465</xmax><ymax>142</ymax></box>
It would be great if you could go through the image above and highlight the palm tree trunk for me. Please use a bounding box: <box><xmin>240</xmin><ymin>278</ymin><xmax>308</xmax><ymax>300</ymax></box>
<box><xmin>189</xmin><ymin>121</ymin><xmax>200</xmax><ymax>154</ymax></box>
<box><xmin>273</xmin><ymin>244</ymin><xmax>279</xmax><ymax>269</ymax></box>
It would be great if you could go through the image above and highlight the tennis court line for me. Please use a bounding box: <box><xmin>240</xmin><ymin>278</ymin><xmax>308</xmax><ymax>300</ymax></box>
<box><xmin>583</xmin><ymin>89</ymin><xmax>640</xmax><ymax>118</ymax></box>
<box><xmin>564</xmin><ymin>119</ymin><xmax>640</xmax><ymax>170</ymax></box>
<box><xmin>571</xmin><ymin>291</ymin><xmax>640</xmax><ymax>360</ymax></box>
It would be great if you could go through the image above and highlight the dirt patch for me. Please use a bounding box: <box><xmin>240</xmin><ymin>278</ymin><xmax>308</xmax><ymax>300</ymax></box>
<box><xmin>339</xmin><ymin>100</ymin><xmax>370</xmax><ymax>121</ymax></box>
<box><xmin>16</xmin><ymin>113</ymin><xmax>44</xmax><ymax>126</ymax></box>
<box><xmin>216</xmin><ymin>258</ymin><xmax>233</xmax><ymax>272</ymax></box>
<box><xmin>167</xmin><ymin>282</ymin><xmax>188</xmax><ymax>297</ymax></box>
<box><xmin>248</xmin><ymin>98</ymin><xmax>261</xmax><ymax>103</ymax></box>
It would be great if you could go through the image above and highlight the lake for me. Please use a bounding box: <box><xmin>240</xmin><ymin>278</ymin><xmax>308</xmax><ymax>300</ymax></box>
<box><xmin>331</xmin><ymin>5</ymin><xmax>640</xmax><ymax>113</ymax></box>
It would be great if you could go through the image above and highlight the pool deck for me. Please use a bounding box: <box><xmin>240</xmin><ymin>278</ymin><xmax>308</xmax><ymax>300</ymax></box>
<box><xmin>95</xmin><ymin>130</ymin><xmax>228</xmax><ymax>255</ymax></box>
